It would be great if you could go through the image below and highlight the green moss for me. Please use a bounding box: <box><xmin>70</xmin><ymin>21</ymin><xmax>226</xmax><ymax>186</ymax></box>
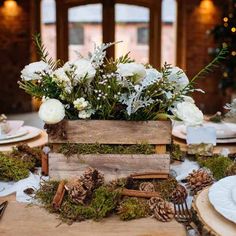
<box><xmin>0</xmin><ymin>153</ymin><xmax>30</xmax><ymax>181</ymax></box>
<box><xmin>154</xmin><ymin>177</ymin><xmax>178</xmax><ymax>201</ymax></box>
<box><xmin>35</xmin><ymin>181</ymin><xmax>120</xmax><ymax>223</ymax></box>
<box><xmin>170</xmin><ymin>144</ymin><xmax>185</xmax><ymax>161</ymax></box>
<box><xmin>59</xmin><ymin>143</ymin><xmax>155</xmax><ymax>156</ymax></box>
<box><xmin>197</xmin><ymin>155</ymin><xmax>233</xmax><ymax>180</ymax></box>
<box><xmin>90</xmin><ymin>186</ymin><xmax>120</xmax><ymax>220</ymax></box>
<box><xmin>118</xmin><ymin>198</ymin><xmax>149</xmax><ymax>221</ymax></box>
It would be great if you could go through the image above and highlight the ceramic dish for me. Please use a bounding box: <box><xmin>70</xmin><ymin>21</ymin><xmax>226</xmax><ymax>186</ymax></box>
<box><xmin>0</xmin><ymin>127</ymin><xmax>28</xmax><ymax>140</ymax></box>
<box><xmin>209</xmin><ymin>176</ymin><xmax>236</xmax><ymax>224</ymax></box>
<box><xmin>0</xmin><ymin>126</ymin><xmax>41</xmax><ymax>144</ymax></box>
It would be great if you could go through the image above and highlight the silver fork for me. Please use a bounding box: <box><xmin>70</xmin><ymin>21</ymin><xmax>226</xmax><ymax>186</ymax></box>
<box><xmin>174</xmin><ymin>200</ymin><xmax>200</xmax><ymax>236</ymax></box>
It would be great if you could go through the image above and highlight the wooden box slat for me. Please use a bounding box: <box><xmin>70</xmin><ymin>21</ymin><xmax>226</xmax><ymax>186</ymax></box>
<box><xmin>48</xmin><ymin>120</ymin><xmax>171</xmax><ymax>145</ymax></box>
<box><xmin>49</xmin><ymin>153</ymin><xmax>170</xmax><ymax>181</ymax></box>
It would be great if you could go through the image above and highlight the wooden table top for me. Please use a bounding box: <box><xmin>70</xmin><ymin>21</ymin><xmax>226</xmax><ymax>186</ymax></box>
<box><xmin>0</xmin><ymin>130</ymin><xmax>48</xmax><ymax>152</ymax></box>
<box><xmin>0</xmin><ymin>195</ymin><xmax>186</xmax><ymax>236</ymax></box>
<box><xmin>173</xmin><ymin>136</ymin><xmax>236</xmax><ymax>154</ymax></box>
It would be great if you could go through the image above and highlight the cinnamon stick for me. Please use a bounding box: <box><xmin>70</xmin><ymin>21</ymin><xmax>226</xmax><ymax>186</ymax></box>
<box><xmin>130</xmin><ymin>172</ymin><xmax>169</xmax><ymax>179</ymax></box>
<box><xmin>52</xmin><ymin>180</ymin><xmax>66</xmax><ymax>210</ymax></box>
<box><xmin>121</xmin><ymin>188</ymin><xmax>160</xmax><ymax>198</ymax></box>
<box><xmin>41</xmin><ymin>152</ymin><xmax>49</xmax><ymax>176</ymax></box>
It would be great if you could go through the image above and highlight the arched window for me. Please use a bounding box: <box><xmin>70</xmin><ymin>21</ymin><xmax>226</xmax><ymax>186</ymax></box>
<box><xmin>41</xmin><ymin>0</ymin><xmax>178</xmax><ymax>68</ymax></box>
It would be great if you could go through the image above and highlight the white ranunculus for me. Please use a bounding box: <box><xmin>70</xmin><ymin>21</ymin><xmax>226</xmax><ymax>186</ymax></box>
<box><xmin>64</xmin><ymin>59</ymin><xmax>96</xmax><ymax>82</ymax></box>
<box><xmin>173</xmin><ymin>101</ymin><xmax>203</xmax><ymax>126</ymax></box>
<box><xmin>116</xmin><ymin>63</ymin><xmax>146</xmax><ymax>83</ymax></box>
<box><xmin>21</xmin><ymin>61</ymin><xmax>50</xmax><ymax>81</ymax></box>
<box><xmin>168</xmin><ymin>67</ymin><xmax>189</xmax><ymax>91</ymax></box>
<box><xmin>73</xmin><ymin>98</ymin><xmax>89</xmax><ymax>111</ymax></box>
<box><xmin>39</xmin><ymin>99</ymin><xmax>65</xmax><ymax>124</ymax></box>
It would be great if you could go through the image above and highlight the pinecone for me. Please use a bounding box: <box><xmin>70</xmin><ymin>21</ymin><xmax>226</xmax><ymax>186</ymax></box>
<box><xmin>186</xmin><ymin>168</ymin><xmax>214</xmax><ymax>194</ymax></box>
<box><xmin>65</xmin><ymin>179</ymin><xmax>88</xmax><ymax>204</ymax></box>
<box><xmin>139</xmin><ymin>182</ymin><xmax>155</xmax><ymax>192</ymax></box>
<box><xmin>170</xmin><ymin>184</ymin><xmax>187</xmax><ymax>204</ymax></box>
<box><xmin>225</xmin><ymin>162</ymin><xmax>236</xmax><ymax>176</ymax></box>
<box><xmin>148</xmin><ymin>197</ymin><xmax>174</xmax><ymax>222</ymax></box>
<box><xmin>80</xmin><ymin>167</ymin><xmax>104</xmax><ymax>191</ymax></box>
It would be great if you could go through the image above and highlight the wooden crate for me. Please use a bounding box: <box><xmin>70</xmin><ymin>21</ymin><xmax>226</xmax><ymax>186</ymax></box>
<box><xmin>47</xmin><ymin>120</ymin><xmax>172</xmax><ymax>181</ymax></box>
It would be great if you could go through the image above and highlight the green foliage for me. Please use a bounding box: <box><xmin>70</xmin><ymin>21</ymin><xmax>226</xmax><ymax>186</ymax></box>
<box><xmin>191</xmin><ymin>47</ymin><xmax>228</xmax><ymax>83</ymax></box>
<box><xmin>0</xmin><ymin>153</ymin><xmax>30</xmax><ymax>181</ymax></box>
<box><xmin>197</xmin><ymin>155</ymin><xmax>233</xmax><ymax>180</ymax></box>
<box><xmin>118</xmin><ymin>198</ymin><xmax>149</xmax><ymax>221</ymax></box>
<box><xmin>59</xmin><ymin>143</ymin><xmax>155</xmax><ymax>156</ymax></box>
<box><xmin>33</xmin><ymin>34</ymin><xmax>61</xmax><ymax>69</ymax></box>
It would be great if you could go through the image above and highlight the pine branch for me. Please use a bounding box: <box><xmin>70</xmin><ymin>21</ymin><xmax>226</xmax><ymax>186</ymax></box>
<box><xmin>191</xmin><ymin>47</ymin><xmax>228</xmax><ymax>82</ymax></box>
<box><xmin>33</xmin><ymin>34</ymin><xmax>60</xmax><ymax>69</ymax></box>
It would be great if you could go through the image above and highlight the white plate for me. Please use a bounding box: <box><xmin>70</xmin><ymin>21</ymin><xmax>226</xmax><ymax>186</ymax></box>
<box><xmin>0</xmin><ymin>127</ymin><xmax>28</xmax><ymax>140</ymax></box>
<box><xmin>209</xmin><ymin>176</ymin><xmax>236</xmax><ymax>224</ymax></box>
<box><xmin>172</xmin><ymin>125</ymin><xmax>236</xmax><ymax>144</ymax></box>
<box><xmin>0</xmin><ymin>126</ymin><xmax>41</xmax><ymax>144</ymax></box>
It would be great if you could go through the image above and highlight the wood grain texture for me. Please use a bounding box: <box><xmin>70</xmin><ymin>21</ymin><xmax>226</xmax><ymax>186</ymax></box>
<box><xmin>49</xmin><ymin>152</ymin><xmax>170</xmax><ymax>181</ymax></box>
<box><xmin>192</xmin><ymin>188</ymin><xmax>236</xmax><ymax>236</ymax></box>
<box><xmin>48</xmin><ymin>120</ymin><xmax>172</xmax><ymax>145</ymax></box>
<box><xmin>0</xmin><ymin>195</ymin><xmax>186</xmax><ymax>236</ymax></box>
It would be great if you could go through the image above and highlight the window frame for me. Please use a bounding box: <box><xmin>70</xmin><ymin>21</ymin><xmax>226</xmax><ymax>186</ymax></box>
<box><xmin>53</xmin><ymin>0</ymin><xmax>182</xmax><ymax>69</ymax></box>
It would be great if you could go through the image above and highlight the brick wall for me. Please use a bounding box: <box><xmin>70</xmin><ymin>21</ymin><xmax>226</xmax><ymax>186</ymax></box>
<box><xmin>182</xmin><ymin>0</ymin><xmax>227</xmax><ymax>113</ymax></box>
<box><xmin>0</xmin><ymin>0</ymin><xmax>32</xmax><ymax>114</ymax></box>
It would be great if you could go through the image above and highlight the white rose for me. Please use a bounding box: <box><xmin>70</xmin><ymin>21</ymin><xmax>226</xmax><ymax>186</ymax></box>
<box><xmin>64</xmin><ymin>59</ymin><xmax>96</xmax><ymax>82</ymax></box>
<box><xmin>116</xmin><ymin>63</ymin><xmax>146</xmax><ymax>83</ymax></box>
<box><xmin>21</xmin><ymin>61</ymin><xmax>50</xmax><ymax>81</ymax></box>
<box><xmin>78</xmin><ymin>109</ymin><xmax>94</xmax><ymax>119</ymax></box>
<box><xmin>182</xmin><ymin>95</ymin><xmax>195</xmax><ymax>104</ymax></box>
<box><xmin>173</xmin><ymin>101</ymin><xmax>203</xmax><ymax>126</ymax></box>
<box><xmin>39</xmin><ymin>99</ymin><xmax>65</xmax><ymax>124</ymax></box>
<box><xmin>52</xmin><ymin>68</ymin><xmax>72</xmax><ymax>93</ymax></box>
<box><xmin>168</xmin><ymin>67</ymin><xmax>189</xmax><ymax>91</ymax></box>
<box><xmin>145</xmin><ymin>68</ymin><xmax>162</xmax><ymax>79</ymax></box>
<box><xmin>73</xmin><ymin>98</ymin><xmax>89</xmax><ymax>111</ymax></box>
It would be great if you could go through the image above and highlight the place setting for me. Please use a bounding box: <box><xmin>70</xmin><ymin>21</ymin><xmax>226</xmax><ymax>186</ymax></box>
<box><xmin>0</xmin><ymin>114</ymin><xmax>44</xmax><ymax>150</ymax></box>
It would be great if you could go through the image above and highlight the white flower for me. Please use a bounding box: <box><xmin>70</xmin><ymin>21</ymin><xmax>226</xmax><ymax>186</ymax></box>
<box><xmin>73</xmin><ymin>98</ymin><xmax>89</xmax><ymax>111</ymax></box>
<box><xmin>78</xmin><ymin>109</ymin><xmax>94</xmax><ymax>119</ymax></box>
<box><xmin>21</xmin><ymin>61</ymin><xmax>50</xmax><ymax>81</ymax></box>
<box><xmin>38</xmin><ymin>99</ymin><xmax>65</xmax><ymax>124</ymax></box>
<box><xmin>173</xmin><ymin>101</ymin><xmax>203</xmax><ymax>126</ymax></box>
<box><xmin>145</xmin><ymin>68</ymin><xmax>162</xmax><ymax>78</ymax></box>
<box><xmin>167</xmin><ymin>67</ymin><xmax>189</xmax><ymax>91</ymax></box>
<box><xmin>64</xmin><ymin>59</ymin><xmax>96</xmax><ymax>82</ymax></box>
<box><xmin>181</xmin><ymin>95</ymin><xmax>195</xmax><ymax>104</ymax></box>
<box><xmin>52</xmin><ymin>68</ymin><xmax>72</xmax><ymax>93</ymax></box>
<box><xmin>116</xmin><ymin>63</ymin><xmax>146</xmax><ymax>84</ymax></box>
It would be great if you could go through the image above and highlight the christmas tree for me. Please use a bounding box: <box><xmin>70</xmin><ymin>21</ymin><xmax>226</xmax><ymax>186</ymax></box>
<box><xmin>210</xmin><ymin>0</ymin><xmax>236</xmax><ymax>91</ymax></box>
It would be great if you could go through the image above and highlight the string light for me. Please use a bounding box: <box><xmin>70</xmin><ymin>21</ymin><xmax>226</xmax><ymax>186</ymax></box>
<box><xmin>231</xmin><ymin>27</ymin><xmax>236</xmax><ymax>32</ymax></box>
<box><xmin>232</xmin><ymin>51</ymin><xmax>236</xmax><ymax>56</ymax></box>
<box><xmin>223</xmin><ymin>72</ymin><xmax>228</xmax><ymax>77</ymax></box>
<box><xmin>224</xmin><ymin>23</ymin><xmax>228</xmax><ymax>27</ymax></box>
<box><xmin>222</xmin><ymin>42</ymin><xmax>228</xmax><ymax>48</ymax></box>
<box><xmin>223</xmin><ymin>17</ymin><xmax>228</xmax><ymax>22</ymax></box>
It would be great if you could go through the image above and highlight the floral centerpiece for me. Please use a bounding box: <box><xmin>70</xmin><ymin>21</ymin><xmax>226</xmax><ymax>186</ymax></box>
<box><xmin>18</xmin><ymin>36</ymin><xmax>227</xmax><ymax>126</ymax></box>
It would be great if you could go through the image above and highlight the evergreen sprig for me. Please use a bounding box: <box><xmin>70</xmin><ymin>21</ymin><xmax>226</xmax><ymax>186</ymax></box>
<box><xmin>33</xmin><ymin>34</ymin><xmax>61</xmax><ymax>69</ymax></box>
<box><xmin>191</xmin><ymin>47</ymin><xmax>228</xmax><ymax>82</ymax></box>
